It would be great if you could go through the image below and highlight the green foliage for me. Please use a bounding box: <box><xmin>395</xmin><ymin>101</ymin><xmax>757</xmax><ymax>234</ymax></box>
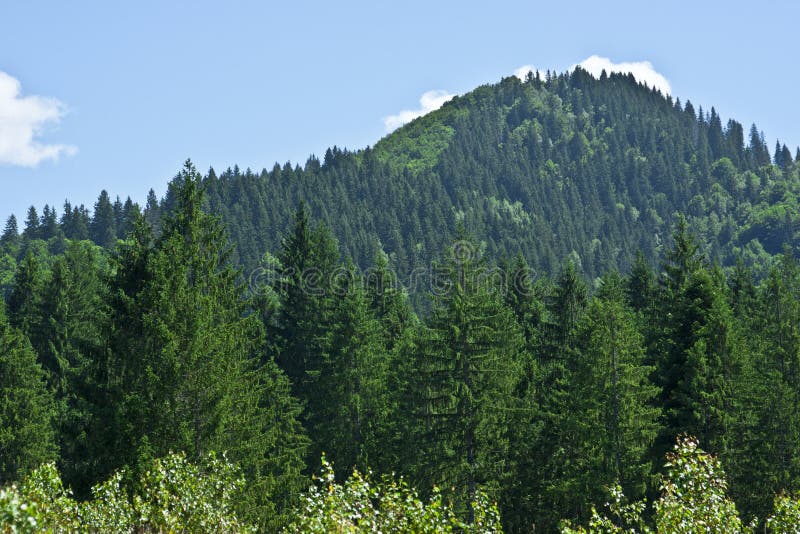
<box><xmin>654</xmin><ymin>436</ymin><xmax>746</xmax><ymax>532</ymax></box>
<box><xmin>0</xmin><ymin>452</ymin><xmax>254</xmax><ymax>533</ymax></box>
<box><xmin>766</xmin><ymin>493</ymin><xmax>800</xmax><ymax>533</ymax></box>
<box><xmin>286</xmin><ymin>456</ymin><xmax>502</xmax><ymax>533</ymax></box>
<box><xmin>560</xmin><ymin>436</ymin><xmax>745</xmax><ymax>533</ymax></box>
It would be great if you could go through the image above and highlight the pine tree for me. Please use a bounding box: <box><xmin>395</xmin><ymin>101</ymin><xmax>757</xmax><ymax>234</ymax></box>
<box><xmin>626</xmin><ymin>250</ymin><xmax>655</xmax><ymax>314</ymax></box>
<box><xmin>7</xmin><ymin>251</ymin><xmax>43</xmax><ymax>337</ymax></box>
<box><xmin>144</xmin><ymin>188</ymin><xmax>161</xmax><ymax>235</ymax></box>
<box><xmin>743</xmin><ymin>249</ymin><xmax>800</xmax><ymax>515</ymax></box>
<box><xmin>651</xmin><ymin>218</ymin><xmax>741</xmax><ymax>457</ymax></box>
<box><xmin>576</xmin><ymin>273</ymin><xmax>661</xmax><ymax>498</ymax></box>
<box><xmin>119</xmin><ymin>197</ymin><xmax>140</xmax><ymax>238</ymax></box>
<box><xmin>526</xmin><ymin>261</ymin><xmax>591</xmax><ymax>530</ymax></box>
<box><xmin>0</xmin><ymin>311</ymin><xmax>57</xmax><ymax>483</ymax></box>
<box><xmin>39</xmin><ymin>204</ymin><xmax>61</xmax><ymax>241</ymax></box>
<box><xmin>364</xmin><ymin>251</ymin><xmax>414</xmax><ymax>351</ymax></box>
<box><xmin>311</xmin><ymin>265</ymin><xmax>390</xmax><ymax>475</ymax></box>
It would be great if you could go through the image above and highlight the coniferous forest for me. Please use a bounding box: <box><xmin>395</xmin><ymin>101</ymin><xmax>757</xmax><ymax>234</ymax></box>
<box><xmin>5</xmin><ymin>69</ymin><xmax>800</xmax><ymax>531</ymax></box>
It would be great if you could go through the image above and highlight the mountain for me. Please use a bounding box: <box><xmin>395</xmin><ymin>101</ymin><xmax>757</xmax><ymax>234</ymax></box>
<box><xmin>4</xmin><ymin>67</ymin><xmax>800</xmax><ymax>290</ymax></box>
<box><xmin>196</xmin><ymin>67</ymin><xmax>798</xmax><ymax>287</ymax></box>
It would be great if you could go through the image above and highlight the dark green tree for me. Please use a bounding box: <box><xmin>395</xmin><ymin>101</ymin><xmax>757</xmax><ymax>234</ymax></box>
<box><xmin>7</xmin><ymin>251</ymin><xmax>43</xmax><ymax>337</ymax></box>
<box><xmin>0</xmin><ymin>215</ymin><xmax>19</xmax><ymax>253</ymax></box>
<box><xmin>311</xmin><ymin>265</ymin><xmax>390</xmax><ymax>476</ymax></box>
<box><xmin>575</xmin><ymin>273</ymin><xmax>661</xmax><ymax>499</ymax></box>
<box><xmin>408</xmin><ymin>229</ymin><xmax>524</xmax><ymax>523</ymax></box>
<box><xmin>33</xmin><ymin>240</ymin><xmax>107</xmax><ymax>495</ymax></box>
<box><xmin>90</xmin><ymin>190</ymin><xmax>117</xmax><ymax>248</ymax></box>
<box><xmin>22</xmin><ymin>206</ymin><xmax>40</xmax><ymax>240</ymax></box>
<box><xmin>0</xmin><ymin>311</ymin><xmax>57</xmax><ymax>483</ymax></box>
<box><xmin>272</xmin><ymin>203</ymin><xmax>338</xmax><ymax>401</ymax></box>
<box><xmin>651</xmin><ymin>218</ymin><xmax>742</xmax><ymax>459</ymax></box>
<box><xmin>107</xmin><ymin>161</ymin><xmax>308</xmax><ymax>529</ymax></box>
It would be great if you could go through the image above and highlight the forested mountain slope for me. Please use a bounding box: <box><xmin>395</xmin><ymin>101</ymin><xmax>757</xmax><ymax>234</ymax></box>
<box><xmin>197</xmin><ymin>67</ymin><xmax>799</xmax><ymax>284</ymax></box>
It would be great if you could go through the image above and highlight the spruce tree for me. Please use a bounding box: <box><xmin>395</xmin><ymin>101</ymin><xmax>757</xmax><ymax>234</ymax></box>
<box><xmin>34</xmin><ymin>240</ymin><xmax>107</xmax><ymax>495</ymax></box>
<box><xmin>7</xmin><ymin>251</ymin><xmax>43</xmax><ymax>337</ymax></box>
<box><xmin>408</xmin><ymin>228</ymin><xmax>524</xmax><ymax>523</ymax></box>
<box><xmin>576</xmin><ymin>273</ymin><xmax>661</xmax><ymax>498</ymax></box>
<box><xmin>107</xmin><ymin>161</ymin><xmax>308</xmax><ymax>529</ymax></box>
<box><xmin>272</xmin><ymin>203</ymin><xmax>338</xmax><ymax>402</ymax></box>
<box><xmin>90</xmin><ymin>190</ymin><xmax>117</xmax><ymax>248</ymax></box>
<box><xmin>22</xmin><ymin>206</ymin><xmax>40</xmax><ymax>240</ymax></box>
<box><xmin>0</xmin><ymin>215</ymin><xmax>19</xmax><ymax>254</ymax></box>
<box><xmin>311</xmin><ymin>264</ymin><xmax>390</xmax><ymax>475</ymax></box>
<box><xmin>651</xmin><ymin>218</ymin><xmax>742</xmax><ymax>458</ymax></box>
<box><xmin>0</xmin><ymin>311</ymin><xmax>57</xmax><ymax>483</ymax></box>
<box><xmin>364</xmin><ymin>251</ymin><xmax>414</xmax><ymax>351</ymax></box>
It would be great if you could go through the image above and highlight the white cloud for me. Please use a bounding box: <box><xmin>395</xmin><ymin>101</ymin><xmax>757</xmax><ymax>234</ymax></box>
<box><xmin>573</xmin><ymin>55</ymin><xmax>671</xmax><ymax>95</ymax></box>
<box><xmin>383</xmin><ymin>90</ymin><xmax>456</xmax><ymax>132</ymax></box>
<box><xmin>0</xmin><ymin>70</ymin><xmax>76</xmax><ymax>167</ymax></box>
<box><xmin>513</xmin><ymin>65</ymin><xmax>538</xmax><ymax>81</ymax></box>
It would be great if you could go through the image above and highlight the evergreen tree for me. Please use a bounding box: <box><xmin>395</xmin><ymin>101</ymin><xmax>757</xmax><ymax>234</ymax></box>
<box><xmin>576</xmin><ymin>273</ymin><xmax>661</xmax><ymax>498</ymax></box>
<box><xmin>0</xmin><ymin>215</ymin><xmax>19</xmax><ymax>252</ymax></box>
<box><xmin>39</xmin><ymin>204</ymin><xmax>61</xmax><ymax>241</ymax></box>
<box><xmin>408</xmin><ymin>228</ymin><xmax>524</xmax><ymax>523</ymax></box>
<box><xmin>90</xmin><ymin>190</ymin><xmax>117</xmax><ymax>248</ymax></box>
<box><xmin>107</xmin><ymin>161</ymin><xmax>308</xmax><ymax>528</ymax></box>
<box><xmin>144</xmin><ymin>188</ymin><xmax>161</xmax><ymax>235</ymax></box>
<box><xmin>311</xmin><ymin>265</ymin><xmax>390</xmax><ymax>476</ymax></box>
<box><xmin>739</xmin><ymin>249</ymin><xmax>800</xmax><ymax>518</ymax></box>
<box><xmin>364</xmin><ymin>251</ymin><xmax>415</xmax><ymax>351</ymax></box>
<box><xmin>61</xmin><ymin>203</ymin><xmax>90</xmax><ymax>241</ymax></box>
<box><xmin>272</xmin><ymin>203</ymin><xmax>338</xmax><ymax>401</ymax></box>
<box><xmin>651</xmin><ymin>218</ymin><xmax>742</xmax><ymax>458</ymax></box>
<box><xmin>22</xmin><ymin>206</ymin><xmax>40</xmax><ymax>240</ymax></box>
<box><xmin>34</xmin><ymin>240</ymin><xmax>107</xmax><ymax>495</ymax></box>
<box><xmin>119</xmin><ymin>197</ymin><xmax>140</xmax><ymax>238</ymax></box>
<box><xmin>626</xmin><ymin>250</ymin><xmax>655</xmax><ymax>314</ymax></box>
<box><xmin>7</xmin><ymin>251</ymin><xmax>43</xmax><ymax>337</ymax></box>
<box><xmin>0</xmin><ymin>311</ymin><xmax>57</xmax><ymax>483</ymax></box>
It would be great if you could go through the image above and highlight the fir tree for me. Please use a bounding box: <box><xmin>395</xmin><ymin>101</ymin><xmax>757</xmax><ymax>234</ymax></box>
<box><xmin>578</xmin><ymin>273</ymin><xmax>661</xmax><ymax>498</ymax></box>
<box><xmin>34</xmin><ymin>240</ymin><xmax>107</xmax><ymax>495</ymax></box>
<box><xmin>272</xmin><ymin>203</ymin><xmax>338</xmax><ymax>402</ymax></box>
<box><xmin>7</xmin><ymin>251</ymin><xmax>43</xmax><ymax>337</ymax></box>
<box><xmin>311</xmin><ymin>265</ymin><xmax>390</xmax><ymax>475</ymax></box>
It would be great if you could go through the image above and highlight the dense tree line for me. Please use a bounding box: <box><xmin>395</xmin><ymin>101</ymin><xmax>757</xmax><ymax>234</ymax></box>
<box><xmin>5</xmin><ymin>67</ymin><xmax>800</xmax><ymax>305</ymax></box>
<box><xmin>4</xmin><ymin>162</ymin><xmax>800</xmax><ymax>530</ymax></box>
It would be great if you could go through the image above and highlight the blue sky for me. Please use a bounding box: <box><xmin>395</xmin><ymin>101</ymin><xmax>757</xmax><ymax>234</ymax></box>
<box><xmin>1</xmin><ymin>0</ymin><xmax>799</xmax><ymax>221</ymax></box>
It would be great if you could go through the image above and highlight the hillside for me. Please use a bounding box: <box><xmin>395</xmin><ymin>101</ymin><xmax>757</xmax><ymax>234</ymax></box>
<box><xmin>196</xmin><ymin>67</ymin><xmax>798</xmax><ymax>284</ymax></box>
